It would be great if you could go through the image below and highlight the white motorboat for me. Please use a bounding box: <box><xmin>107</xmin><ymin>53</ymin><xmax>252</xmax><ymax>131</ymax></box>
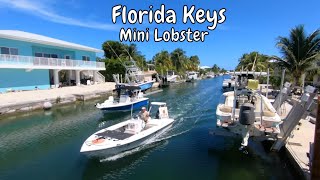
<box><xmin>166</xmin><ymin>70</ymin><xmax>178</xmax><ymax>83</ymax></box>
<box><xmin>113</xmin><ymin>60</ymin><xmax>154</xmax><ymax>91</ymax></box>
<box><xmin>186</xmin><ymin>71</ymin><xmax>199</xmax><ymax>82</ymax></box>
<box><xmin>206</xmin><ymin>72</ymin><xmax>215</xmax><ymax>78</ymax></box>
<box><xmin>96</xmin><ymin>86</ymin><xmax>149</xmax><ymax>111</ymax></box>
<box><xmin>222</xmin><ymin>77</ymin><xmax>236</xmax><ymax>91</ymax></box>
<box><xmin>80</xmin><ymin>102</ymin><xmax>174</xmax><ymax>157</ymax></box>
<box><xmin>216</xmin><ymin>79</ymin><xmax>281</xmax><ymax>137</ymax></box>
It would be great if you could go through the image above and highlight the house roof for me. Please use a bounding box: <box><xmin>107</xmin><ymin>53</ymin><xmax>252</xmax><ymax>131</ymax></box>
<box><xmin>200</xmin><ymin>66</ymin><xmax>211</xmax><ymax>69</ymax></box>
<box><xmin>0</xmin><ymin>30</ymin><xmax>103</xmax><ymax>53</ymax></box>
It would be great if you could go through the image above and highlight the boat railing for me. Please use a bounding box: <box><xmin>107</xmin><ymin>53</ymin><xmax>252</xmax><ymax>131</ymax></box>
<box><xmin>0</xmin><ymin>54</ymin><xmax>105</xmax><ymax>70</ymax></box>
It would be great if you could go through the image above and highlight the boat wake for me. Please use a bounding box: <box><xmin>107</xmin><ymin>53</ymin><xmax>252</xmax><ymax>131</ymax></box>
<box><xmin>99</xmin><ymin>127</ymin><xmax>190</xmax><ymax>162</ymax></box>
<box><xmin>99</xmin><ymin>81</ymin><xmax>216</xmax><ymax>163</ymax></box>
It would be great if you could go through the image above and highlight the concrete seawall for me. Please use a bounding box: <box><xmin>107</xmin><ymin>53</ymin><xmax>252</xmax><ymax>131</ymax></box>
<box><xmin>0</xmin><ymin>83</ymin><xmax>116</xmax><ymax>115</ymax></box>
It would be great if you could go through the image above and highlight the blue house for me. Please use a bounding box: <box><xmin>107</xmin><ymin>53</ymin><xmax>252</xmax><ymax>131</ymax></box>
<box><xmin>0</xmin><ymin>30</ymin><xmax>105</xmax><ymax>93</ymax></box>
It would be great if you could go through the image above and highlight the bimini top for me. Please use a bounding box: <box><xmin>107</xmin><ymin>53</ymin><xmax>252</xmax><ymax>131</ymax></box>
<box><xmin>0</xmin><ymin>30</ymin><xmax>103</xmax><ymax>53</ymax></box>
<box><xmin>229</xmin><ymin>71</ymin><xmax>268</xmax><ymax>76</ymax></box>
<box><xmin>151</xmin><ymin>102</ymin><xmax>166</xmax><ymax>106</ymax></box>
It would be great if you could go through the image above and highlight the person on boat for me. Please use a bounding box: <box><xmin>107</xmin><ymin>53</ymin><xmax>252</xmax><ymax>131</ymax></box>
<box><xmin>139</xmin><ymin>107</ymin><xmax>149</xmax><ymax>123</ymax></box>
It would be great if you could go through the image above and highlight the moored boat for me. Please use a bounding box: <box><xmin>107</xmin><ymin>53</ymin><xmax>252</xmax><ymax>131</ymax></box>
<box><xmin>166</xmin><ymin>70</ymin><xmax>178</xmax><ymax>83</ymax></box>
<box><xmin>186</xmin><ymin>71</ymin><xmax>199</xmax><ymax>82</ymax></box>
<box><xmin>96</xmin><ymin>86</ymin><xmax>149</xmax><ymax>111</ymax></box>
<box><xmin>215</xmin><ymin>75</ymin><xmax>282</xmax><ymax>151</ymax></box>
<box><xmin>113</xmin><ymin>60</ymin><xmax>155</xmax><ymax>92</ymax></box>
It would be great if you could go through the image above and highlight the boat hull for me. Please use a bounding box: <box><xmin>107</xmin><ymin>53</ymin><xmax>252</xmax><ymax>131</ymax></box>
<box><xmin>98</xmin><ymin>99</ymin><xmax>149</xmax><ymax>111</ymax></box>
<box><xmin>82</xmin><ymin>122</ymin><xmax>173</xmax><ymax>158</ymax></box>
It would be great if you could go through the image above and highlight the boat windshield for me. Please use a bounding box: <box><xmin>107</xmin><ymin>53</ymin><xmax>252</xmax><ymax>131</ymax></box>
<box><xmin>167</xmin><ymin>71</ymin><xmax>174</xmax><ymax>76</ymax></box>
<box><xmin>219</xmin><ymin>94</ymin><xmax>227</xmax><ymax>105</ymax></box>
<box><xmin>149</xmin><ymin>106</ymin><xmax>159</xmax><ymax>119</ymax></box>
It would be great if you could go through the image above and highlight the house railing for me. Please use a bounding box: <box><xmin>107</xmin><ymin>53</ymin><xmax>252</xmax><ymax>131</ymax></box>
<box><xmin>0</xmin><ymin>54</ymin><xmax>105</xmax><ymax>70</ymax></box>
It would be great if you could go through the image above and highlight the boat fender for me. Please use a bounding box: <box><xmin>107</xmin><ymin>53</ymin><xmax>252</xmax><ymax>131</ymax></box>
<box><xmin>43</xmin><ymin>101</ymin><xmax>52</xmax><ymax>110</ymax></box>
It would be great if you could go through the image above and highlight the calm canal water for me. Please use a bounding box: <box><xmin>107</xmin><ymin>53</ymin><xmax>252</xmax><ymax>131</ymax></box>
<box><xmin>0</xmin><ymin>76</ymin><xmax>297</xmax><ymax>180</ymax></box>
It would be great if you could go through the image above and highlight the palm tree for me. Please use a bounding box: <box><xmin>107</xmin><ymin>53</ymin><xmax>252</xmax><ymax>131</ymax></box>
<box><xmin>212</xmin><ymin>64</ymin><xmax>220</xmax><ymax>74</ymax></box>
<box><xmin>171</xmin><ymin>48</ymin><xmax>187</xmax><ymax>72</ymax></box>
<box><xmin>189</xmin><ymin>55</ymin><xmax>200</xmax><ymax>71</ymax></box>
<box><xmin>153</xmin><ymin>51</ymin><xmax>173</xmax><ymax>75</ymax></box>
<box><xmin>236</xmin><ymin>52</ymin><xmax>269</xmax><ymax>72</ymax></box>
<box><xmin>273</xmin><ymin>25</ymin><xmax>320</xmax><ymax>85</ymax></box>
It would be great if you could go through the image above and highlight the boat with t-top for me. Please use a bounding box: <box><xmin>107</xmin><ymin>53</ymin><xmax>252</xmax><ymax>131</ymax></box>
<box><xmin>96</xmin><ymin>86</ymin><xmax>149</xmax><ymax>112</ymax></box>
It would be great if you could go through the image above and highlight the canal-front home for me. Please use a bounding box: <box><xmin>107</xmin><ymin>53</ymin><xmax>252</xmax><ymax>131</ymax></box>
<box><xmin>0</xmin><ymin>30</ymin><xmax>105</xmax><ymax>93</ymax></box>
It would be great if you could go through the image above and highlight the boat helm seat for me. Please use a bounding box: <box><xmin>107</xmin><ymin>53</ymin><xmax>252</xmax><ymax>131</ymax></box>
<box><xmin>219</xmin><ymin>106</ymin><xmax>232</xmax><ymax>113</ymax></box>
<box><xmin>158</xmin><ymin>107</ymin><xmax>169</xmax><ymax>119</ymax></box>
<box><xmin>262</xmin><ymin>110</ymin><xmax>275</xmax><ymax>117</ymax></box>
<box><xmin>138</xmin><ymin>92</ymin><xmax>143</xmax><ymax>98</ymax></box>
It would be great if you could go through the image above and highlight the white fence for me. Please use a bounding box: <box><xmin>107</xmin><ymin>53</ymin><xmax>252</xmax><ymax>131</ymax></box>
<box><xmin>0</xmin><ymin>54</ymin><xmax>105</xmax><ymax>70</ymax></box>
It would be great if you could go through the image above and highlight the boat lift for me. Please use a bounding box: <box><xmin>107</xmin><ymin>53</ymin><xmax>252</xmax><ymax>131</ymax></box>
<box><xmin>271</xmin><ymin>85</ymin><xmax>317</xmax><ymax>151</ymax></box>
<box><xmin>212</xmin><ymin>68</ymin><xmax>318</xmax><ymax>152</ymax></box>
<box><xmin>212</xmin><ymin>86</ymin><xmax>317</xmax><ymax>151</ymax></box>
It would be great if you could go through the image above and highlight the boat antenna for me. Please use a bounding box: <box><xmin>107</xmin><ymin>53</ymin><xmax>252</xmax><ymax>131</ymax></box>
<box><xmin>105</xmin><ymin>41</ymin><xmax>125</xmax><ymax>66</ymax></box>
<box><xmin>123</xmin><ymin>46</ymin><xmax>134</xmax><ymax>61</ymax></box>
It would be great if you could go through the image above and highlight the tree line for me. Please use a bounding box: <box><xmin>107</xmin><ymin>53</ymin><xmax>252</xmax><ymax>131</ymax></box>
<box><xmin>99</xmin><ymin>41</ymin><xmax>201</xmax><ymax>81</ymax></box>
<box><xmin>235</xmin><ymin>25</ymin><xmax>320</xmax><ymax>87</ymax></box>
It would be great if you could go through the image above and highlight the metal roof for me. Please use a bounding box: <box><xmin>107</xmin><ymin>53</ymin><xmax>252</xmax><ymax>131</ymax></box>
<box><xmin>0</xmin><ymin>30</ymin><xmax>103</xmax><ymax>53</ymax></box>
<box><xmin>229</xmin><ymin>71</ymin><xmax>268</xmax><ymax>76</ymax></box>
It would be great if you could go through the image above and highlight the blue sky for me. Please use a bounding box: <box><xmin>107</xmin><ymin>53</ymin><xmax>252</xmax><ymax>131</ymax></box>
<box><xmin>0</xmin><ymin>0</ymin><xmax>319</xmax><ymax>70</ymax></box>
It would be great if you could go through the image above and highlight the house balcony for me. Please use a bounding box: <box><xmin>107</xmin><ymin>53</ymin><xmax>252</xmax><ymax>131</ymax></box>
<box><xmin>0</xmin><ymin>54</ymin><xmax>105</xmax><ymax>71</ymax></box>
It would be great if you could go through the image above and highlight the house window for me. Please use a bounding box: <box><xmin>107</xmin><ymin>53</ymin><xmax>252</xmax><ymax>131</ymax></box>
<box><xmin>65</xmin><ymin>55</ymin><xmax>71</xmax><ymax>59</ymax></box>
<box><xmin>35</xmin><ymin>52</ymin><xmax>43</xmax><ymax>57</ymax></box>
<box><xmin>10</xmin><ymin>48</ymin><xmax>18</xmax><ymax>55</ymax></box>
<box><xmin>82</xmin><ymin>56</ymin><xmax>90</xmax><ymax>61</ymax></box>
<box><xmin>51</xmin><ymin>54</ymin><xmax>58</xmax><ymax>58</ymax></box>
<box><xmin>1</xmin><ymin>47</ymin><xmax>10</xmax><ymax>54</ymax></box>
<box><xmin>1</xmin><ymin>47</ymin><xmax>18</xmax><ymax>55</ymax></box>
<box><xmin>35</xmin><ymin>53</ymin><xmax>58</xmax><ymax>58</ymax></box>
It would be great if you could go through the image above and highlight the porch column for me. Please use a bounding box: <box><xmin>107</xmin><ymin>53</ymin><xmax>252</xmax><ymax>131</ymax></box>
<box><xmin>75</xmin><ymin>70</ymin><xmax>81</xmax><ymax>86</ymax></box>
<box><xmin>53</xmin><ymin>69</ymin><xmax>60</xmax><ymax>88</ymax></box>
<box><xmin>67</xmin><ymin>70</ymin><xmax>72</xmax><ymax>85</ymax></box>
<box><xmin>93</xmin><ymin>70</ymin><xmax>98</xmax><ymax>84</ymax></box>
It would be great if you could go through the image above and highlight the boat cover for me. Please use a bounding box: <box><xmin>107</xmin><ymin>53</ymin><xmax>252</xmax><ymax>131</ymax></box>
<box><xmin>118</xmin><ymin>86</ymin><xmax>141</xmax><ymax>91</ymax></box>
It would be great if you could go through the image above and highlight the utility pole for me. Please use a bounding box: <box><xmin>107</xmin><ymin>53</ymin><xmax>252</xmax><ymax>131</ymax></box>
<box><xmin>311</xmin><ymin>97</ymin><xmax>320</xmax><ymax>180</ymax></box>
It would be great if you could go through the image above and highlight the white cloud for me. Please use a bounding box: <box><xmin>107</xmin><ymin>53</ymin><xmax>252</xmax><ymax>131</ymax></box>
<box><xmin>0</xmin><ymin>0</ymin><xmax>118</xmax><ymax>31</ymax></box>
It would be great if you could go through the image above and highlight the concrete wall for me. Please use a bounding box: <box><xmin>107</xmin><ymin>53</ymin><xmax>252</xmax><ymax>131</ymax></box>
<box><xmin>0</xmin><ymin>69</ymin><xmax>50</xmax><ymax>92</ymax></box>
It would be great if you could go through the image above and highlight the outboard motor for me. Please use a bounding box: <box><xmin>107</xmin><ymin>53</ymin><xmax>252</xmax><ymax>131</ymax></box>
<box><xmin>239</xmin><ymin>103</ymin><xmax>255</xmax><ymax>125</ymax></box>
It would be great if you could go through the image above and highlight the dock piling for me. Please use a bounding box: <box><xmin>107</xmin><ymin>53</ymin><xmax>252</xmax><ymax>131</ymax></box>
<box><xmin>311</xmin><ymin>97</ymin><xmax>320</xmax><ymax>180</ymax></box>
